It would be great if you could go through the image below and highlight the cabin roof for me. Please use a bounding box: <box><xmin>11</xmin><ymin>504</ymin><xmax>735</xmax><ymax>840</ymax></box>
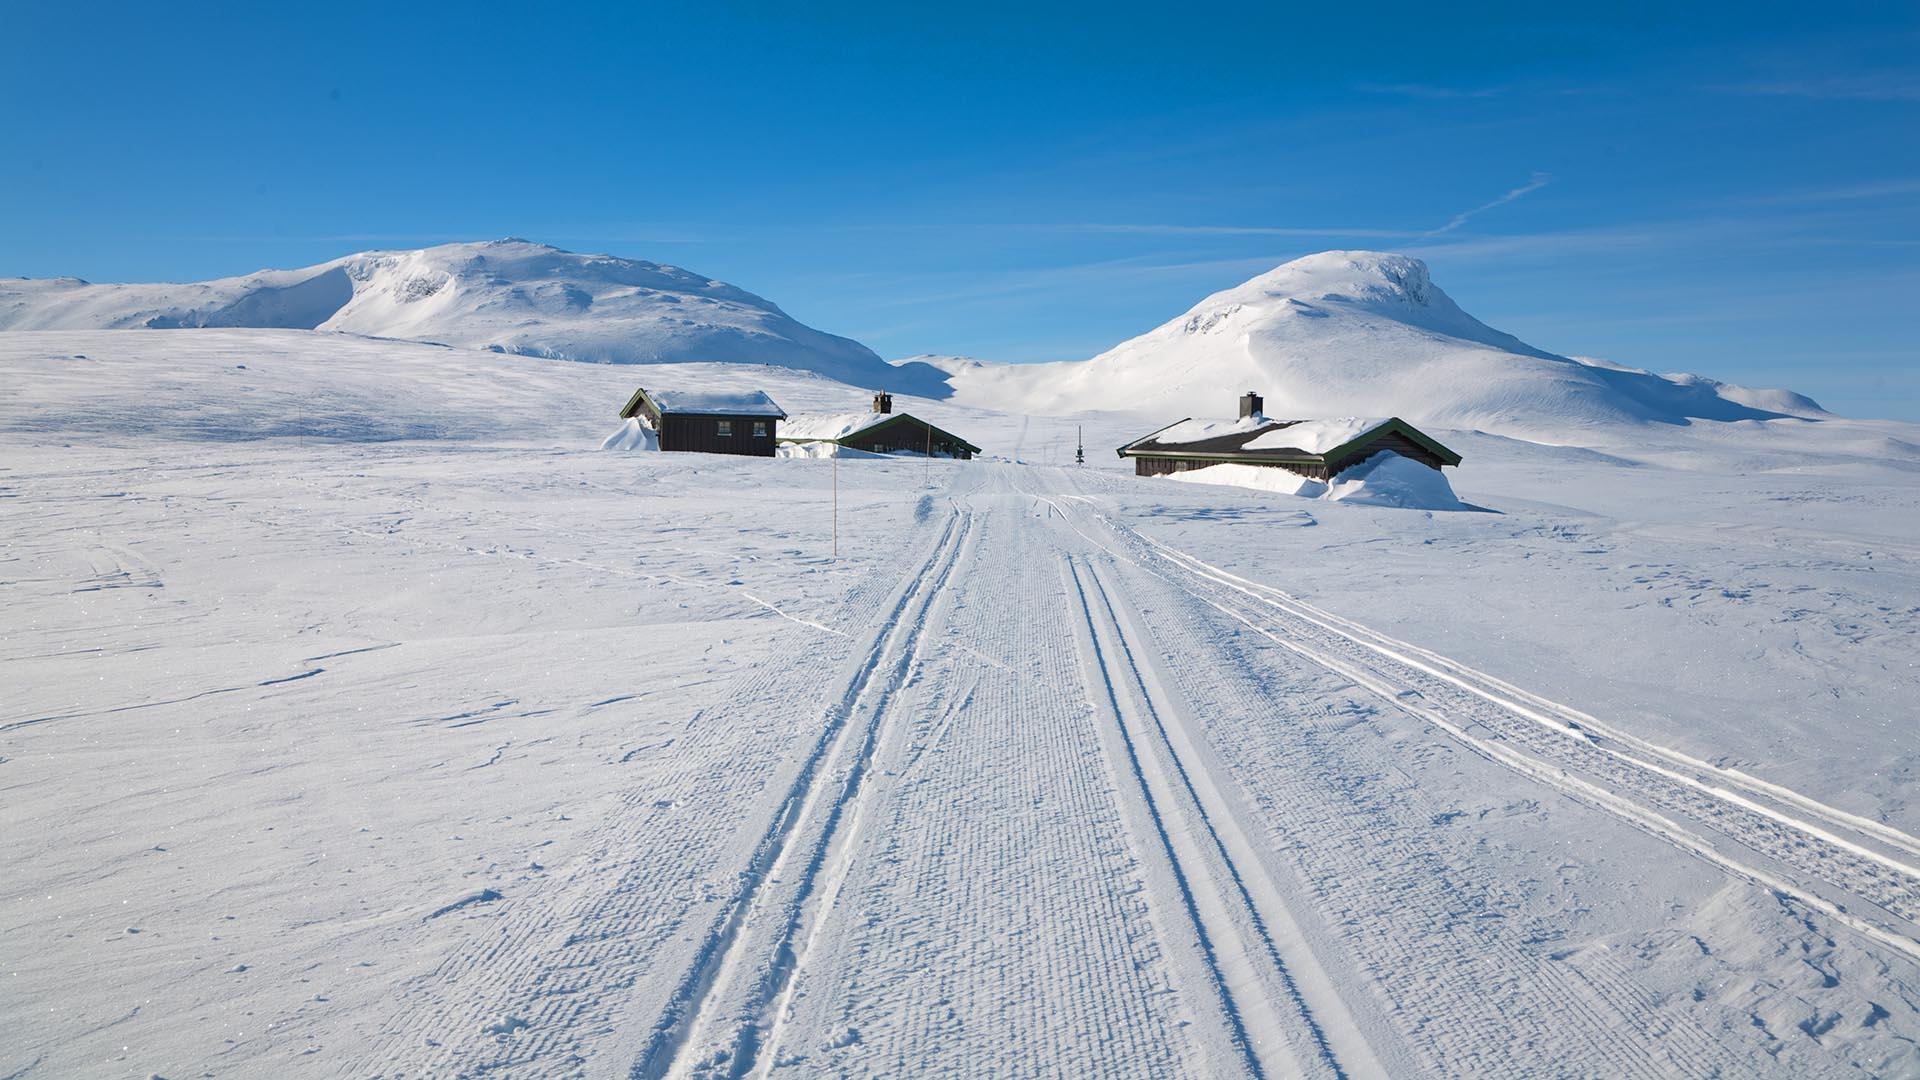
<box><xmin>620</xmin><ymin>386</ymin><xmax>787</xmax><ymax>419</ymax></box>
<box><xmin>1118</xmin><ymin>414</ymin><xmax>1461</xmax><ymax>466</ymax></box>
<box><xmin>778</xmin><ymin>410</ymin><xmax>982</xmax><ymax>454</ymax></box>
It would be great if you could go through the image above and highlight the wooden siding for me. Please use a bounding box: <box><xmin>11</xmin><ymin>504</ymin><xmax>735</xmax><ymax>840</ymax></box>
<box><xmin>653</xmin><ymin>408</ymin><xmax>779</xmax><ymax>456</ymax></box>
<box><xmin>1134</xmin><ymin>456</ymin><xmax>1332</xmax><ymax>479</ymax></box>
<box><xmin>840</xmin><ymin>417</ymin><xmax>975</xmax><ymax>459</ymax></box>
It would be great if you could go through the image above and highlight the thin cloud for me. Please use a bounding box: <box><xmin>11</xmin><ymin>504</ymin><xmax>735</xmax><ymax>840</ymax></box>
<box><xmin>1354</xmin><ymin>81</ymin><xmax>1506</xmax><ymax>100</ymax></box>
<box><xmin>1053</xmin><ymin>223</ymin><xmax>1413</xmax><ymax>239</ymax></box>
<box><xmin>1425</xmin><ymin>172</ymin><xmax>1554</xmax><ymax>237</ymax></box>
<box><xmin>1719</xmin><ymin>74</ymin><xmax>1920</xmax><ymax>102</ymax></box>
<box><xmin>1739</xmin><ymin>178</ymin><xmax>1920</xmax><ymax>205</ymax></box>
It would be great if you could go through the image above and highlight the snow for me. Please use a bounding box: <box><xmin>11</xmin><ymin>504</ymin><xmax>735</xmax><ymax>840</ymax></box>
<box><xmin>600</xmin><ymin>416</ymin><xmax>659</xmax><ymax>451</ymax></box>
<box><xmin>0</xmin><ymin>239</ymin><xmax>952</xmax><ymax>395</ymax></box>
<box><xmin>5</xmin><ymin>327</ymin><xmax>1920</xmax><ymax>1078</ymax></box>
<box><xmin>643</xmin><ymin>387</ymin><xmax>786</xmax><ymax>416</ymax></box>
<box><xmin>777</xmin><ymin>411</ymin><xmax>893</xmax><ymax>441</ymax></box>
<box><xmin>1244</xmin><ymin>416</ymin><xmax>1394</xmax><ymax>454</ymax></box>
<box><xmin>1165</xmin><ymin>462</ymin><xmax>1329</xmax><ymax>498</ymax></box>
<box><xmin>1325</xmin><ymin>451</ymin><xmax>1470</xmax><ymax>509</ymax></box>
<box><xmin>1163</xmin><ymin>452</ymin><xmax>1469</xmax><ymax>511</ymax></box>
<box><xmin>1137</xmin><ymin>413</ymin><xmax>1272</xmax><ymax>446</ymax></box>
<box><xmin>945</xmin><ymin>251</ymin><xmax>1832</xmax><ymax>443</ymax></box>
<box><xmin>775</xmin><ymin>440</ymin><xmax>886</xmax><ymax>459</ymax></box>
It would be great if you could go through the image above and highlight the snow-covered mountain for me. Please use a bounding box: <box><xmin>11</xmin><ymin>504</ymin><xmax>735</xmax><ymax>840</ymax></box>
<box><xmin>0</xmin><ymin>239</ymin><xmax>949</xmax><ymax>394</ymax></box>
<box><xmin>945</xmin><ymin>252</ymin><xmax>1828</xmax><ymax>441</ymax></box>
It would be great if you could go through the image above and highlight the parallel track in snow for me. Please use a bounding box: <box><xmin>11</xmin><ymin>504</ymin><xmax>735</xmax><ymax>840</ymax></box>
<box><xmin>1040</xmin><ymin>485</ymin><xmax>1920</xmax><ymax>964</ymax></box>
<box><xmin>633</xmin><ymin>503</ymin><xmax>974</xmax><ymax>1080</ymax></box>
<box><xmin>1065</xmin><ymin>555</ymin><xmax>1382</xmax><ymax>1079</ymax></box>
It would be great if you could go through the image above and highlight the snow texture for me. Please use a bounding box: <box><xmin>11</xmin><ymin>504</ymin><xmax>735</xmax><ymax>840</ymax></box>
<box><xmin>0</xmin><ymin>239</ymin><xmax>953</xmax><ymax>395</ymax></box>
<box><xmin>945</xmin><ymin>251</ymin><xmax>1831</xmax><ymax>443</ymax></box>
<box><xmin>1164</xmin><ymin>453</ymin><xmax>1469</xmax><ymax>511</ymax></box>
<box><xmin>1244</xmin><ymin>416</ymin><xmax>1395</xmax><ymax>454</ymax></box>
<box><xmin>643</xmin><ymin>387</ymin><xmax>787</xmax><ymax>417</ymax></box>
<box><xmin>1325</xmin><ymin>451</ymin><xmax>1470</xmax><ymax>509</ymax></box>
<box><xmin>600</xmin><ymin>417</ymin><xmax>659</xmax><ymax>451</ymax></box>
<box><xmin>4</xmin><ymin>327</ymin><xmax>1920</xmax><ymax>1079</ymax></box>
<box><xmin>777</xmin><ymin>411</ymin><xmax>895</xmax><ymax>441</ymax></box>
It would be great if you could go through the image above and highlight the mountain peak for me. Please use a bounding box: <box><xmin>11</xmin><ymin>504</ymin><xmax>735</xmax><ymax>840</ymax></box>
<box><xmin>945</xmin><ymin>249</ymin><xmax>1827</xmax><ymax>437</ymax></box>
<box><xmin>0</xmin><ymin>239</ymin><xmax>951</xmax><ymax>395</ymax></box>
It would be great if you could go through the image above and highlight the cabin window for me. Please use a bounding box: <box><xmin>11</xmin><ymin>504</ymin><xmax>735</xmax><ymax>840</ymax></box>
<box><xmin>752</xmin><ymin>421</ymin><xmax>768</xmax><ymax>437</ymax></box>
<box><xmin>717</xmin><ymin>420</ymin><xmax>732</xmax><ymax>437</ymax></box>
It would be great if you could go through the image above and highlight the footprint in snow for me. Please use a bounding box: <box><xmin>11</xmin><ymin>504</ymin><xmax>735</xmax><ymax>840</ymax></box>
<box><xmin>485</xmin><ymin>1015</ymin><xmax>530</xmax><ymax>1036</ymax></box>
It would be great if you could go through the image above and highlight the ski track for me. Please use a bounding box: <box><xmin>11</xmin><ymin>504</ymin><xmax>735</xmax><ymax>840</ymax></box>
<box><xmin>1066</xmin><ymin>555</ymin><xmax>1320</xmax><ymax>1079</ymax></box>
<box><xmin>1037</xmin><ymin>477</ymin><xmax>1920</xmax><ymax>965</ymax></box>
<box><xmin>155</xmin><ymin>459</ymin><xmax>1916</xmax><ymax>1077</ymax></box>
<box><xmin>747</xmin><ymin>482</ymin><xmax>1203</xmax><ymax>1075</ymax></box>
<box><xmin>639</xmin><ymin>500</ymin><xmax>977</xmax><ymax>1079</ymax></box>
<box><xmin>348</xmin><ymin>508</ymin><xmax>962</xmax><ymax>1077</ymax></box>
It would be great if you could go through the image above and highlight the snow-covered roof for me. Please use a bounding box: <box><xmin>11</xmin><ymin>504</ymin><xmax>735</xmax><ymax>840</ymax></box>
<box><xmin>774</xmin><ymin>409</ymin><xmax>983</xmax><ymax>453</ymax></box>
<box><xmin>1244</xmin><ymin>417</ymin><xmax>1394</xmax><ymax>454</ymax></box>
<box><xmin>1140</xmin><ymin>414</ymin><xmax>1272</xmax><ymax>446</ymax></box>
<box><xmin>628</xmin><ymin>387</ymin><xmax>787</xmax><ymax>417</ymax></box>
<box><xmin>1120</xmin><ymin>414</ymin><xmax>1460</xmax><ymax>466</ymax></box>
<box><xmin>778</xmin><ymin>411</ymin><xmax>893</xmax><ymax>442</ymax></box>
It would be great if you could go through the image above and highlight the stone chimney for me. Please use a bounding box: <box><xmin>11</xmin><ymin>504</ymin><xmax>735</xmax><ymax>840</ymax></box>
<box><xmin>872</xmin><ymin>391</ymin><xmax>893</xmax><ymax>414</ymax></box>
<box><xmin>1239</xmin><ymin>391</ymin><xmax>1263</xmax><ymax>419</ymax></box>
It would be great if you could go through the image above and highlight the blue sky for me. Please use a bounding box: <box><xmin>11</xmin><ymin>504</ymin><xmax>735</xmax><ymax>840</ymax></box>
<box><xmin>5</xmin><ymin>2</ymin><xmax>1918</xmax><ymax>418</ymax></box>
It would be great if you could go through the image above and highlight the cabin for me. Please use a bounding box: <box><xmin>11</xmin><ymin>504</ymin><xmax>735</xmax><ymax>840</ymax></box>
<box><xmin>618</xmin><ymin>386</ymin><xmax>787</xmax><ymax>456</ymax></box>
<box><xmin>778</xmin><ymin>392</ymin><xmax>981</xmax><ymax>460</ymax></box>
<box><xmin>1117</xmin><ymin>392</ymin><xmax>1461</xmax><ymax>479</ymax></box>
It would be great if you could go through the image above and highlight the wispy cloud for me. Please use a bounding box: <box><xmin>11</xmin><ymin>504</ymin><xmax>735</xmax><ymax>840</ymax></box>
<box><xmin>1425</xmin><ymin>172</ymin><xmax>1553</xmax><ymax>237</ymax></box>
<box><xmin>1039</xmin><ymin>223</ymin><xmax>1413</xmax><ymax>239</ymax></box>
<box><xmin>1354</xmin><ymin>81</ymin><xmax>1506</xmax><ymax>100</ymax></box>
<box><xmin>857</xmin><ymin>253</ymin><xmax>1290</xmax><ymax>310</ymax></box>
<box><xmin>1719</xmin><ymin>73</ymin><xmax>1920</xmax><ymax>102</ymax></box>
<box><xmin>1739</xmin><ymin>177</ymin><xmax>1920</xmax><ymax>205</ymax></box>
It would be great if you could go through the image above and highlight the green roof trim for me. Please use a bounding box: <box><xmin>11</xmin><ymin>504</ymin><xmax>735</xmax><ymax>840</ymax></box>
<box><xmin>618</xmin><ymin>387</ymin><xmax>655</xmax><ymax>419</ymax></box>
<box><xmin>1320</xmin><ymin>417</ymin><xmax>1463</xmax><ymax>467</ymax></box>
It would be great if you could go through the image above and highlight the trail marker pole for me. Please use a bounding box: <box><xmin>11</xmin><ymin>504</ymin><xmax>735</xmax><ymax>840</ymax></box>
<box><xmin>832</xmin><ymin>450</ymin><xmax>839</xmax><ymax>558</ymax></box>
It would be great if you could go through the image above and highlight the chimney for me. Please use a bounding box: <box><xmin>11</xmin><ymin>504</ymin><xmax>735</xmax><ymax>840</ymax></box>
<box><xmin>1239</xmin><ymin>390</ymin><xmax>1263</xmax><ymax>419</ymax></box>
<box><xmin>872</xmin><ymin>391</ymin><xmax>893</xmax><ymax>414</ymax></box>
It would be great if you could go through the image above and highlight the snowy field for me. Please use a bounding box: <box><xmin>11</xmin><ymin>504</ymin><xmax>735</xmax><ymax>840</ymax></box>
<box><xmin>6</xmin><ymin>330</ymin><xmax>1920</xmax><ymax>1077</ymax></box>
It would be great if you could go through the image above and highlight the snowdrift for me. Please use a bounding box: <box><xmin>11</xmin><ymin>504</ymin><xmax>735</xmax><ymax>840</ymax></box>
<box><xmin>600</xmin><ymin>417</ymin><xmax>659</xmax><ymax>451</ymax></box>
<box><xmin>946</xmin><ymin>251</ymin><xmax>1828</xmax><ymax>443</ymax></box>
<box><xmin>1326</xmin><ymin>452</ymin><xmax>1470</xmax><ymax>510</ymax></box>
<box><xmin>0</xmin><ymin>239</ymin><xmax>952</xmax><ymax>396</ymax></box>
<box><xmin>1166</xmin><ymin>452</ymin><xmax>1470</xmax><ymax>511</ymax></box>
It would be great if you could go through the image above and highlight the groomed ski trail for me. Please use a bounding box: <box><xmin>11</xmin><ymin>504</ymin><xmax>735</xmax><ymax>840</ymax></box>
<box><xmin>1065</xmin><ymin>554</ymin><xmax>1385</xmax><ymax>1079</ymax></box>
<box><xmin>1034</xmin><ymin>476</ymin><xmax>1920</xmax><ymax>965</ymax></box>
<box><xmin>637</xmin><ymin>501</ymin><xmax>976</xmax><ymax>1079</ymax></box>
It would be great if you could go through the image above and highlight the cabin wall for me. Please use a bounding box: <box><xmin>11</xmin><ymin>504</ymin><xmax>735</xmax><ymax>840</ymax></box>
<box><xmin>1133</xmin><ymin>456</ymin><xmax>1329</xmax><ymax>479</ymax></box>
<box><xmin>842</xmin><ymin>421</ymin><xmax>974</xmax><ymax>459</ymax></box>
<box><xmin>657</xmin><ymin>414</ymin><xmax>778</xmax><ymax>456</ymax></box>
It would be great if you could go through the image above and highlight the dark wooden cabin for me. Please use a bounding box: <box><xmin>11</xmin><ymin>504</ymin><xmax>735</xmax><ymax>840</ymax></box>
<box><xmin>618</xmin><ymin>386</ymin><xmax>787</xmax><ymax>456</ymax></box>
<box><xmin>778</xmin><ymin>392</ymin><xmax>981</xmax><ymax>460</ymax></box>
<box><xmin>1118</xmin><ymin>391</ymin><xmax>1461</xmax><ymax>479</ymax></box>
